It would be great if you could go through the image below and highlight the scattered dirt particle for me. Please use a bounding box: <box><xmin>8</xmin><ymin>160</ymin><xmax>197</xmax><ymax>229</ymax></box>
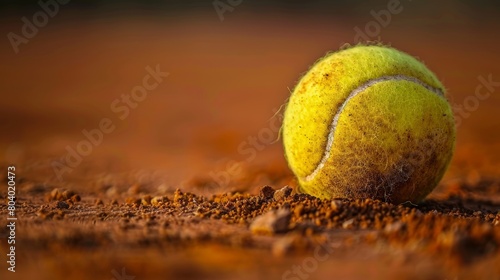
<box><xmin>331</xmin><ymin>200</ymin><xmax>342</xmax><ymax>211</ymax></box>
<box><xmin>71</xmin><ymin>194</ymin><xmax>81</xmax><ymax>202</ymax></box>
<box><xmin>250</xmin><ymin>208</ymin><xmax>291</xmax><ymax>235</ymax></box>
<box><xmin>274</xmin><ymin>186</ymin><xmax>293</xmax><ymax>201</ymax></box>
<box><xmin>142</xmin><ymin>195</ymin><xmax>152</xmax><ymax>206</ymax></box>
<box><xmin>151</xmin><ymin>196</ymin><xmax>165</xmax><ymax>206</ymax></box>
<box><xmin>62</xmin><ymin>190</ymin><xmax>75</xmax><ymax>200</ymax></box>
<box><xmin>54</xmin><ymin>201</ymin><xmax>69</xmax><ymax>209</ymax></box>
<box><xmin>342</xmin><ymin>218</ymin><xmax>355</xmax><ymax>229</ymax></box>
<box><xmin>126</xmin><ymin>197</ymin><xmax>141</xmax><ymax>206</ymax></box>
<box><xmin>260</xmin><ymin>185</ymin><xmax>275</xmax><ymax>200</ymax></box>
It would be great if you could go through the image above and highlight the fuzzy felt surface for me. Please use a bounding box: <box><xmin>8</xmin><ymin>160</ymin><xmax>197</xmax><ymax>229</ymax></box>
<box><xmin>282</xmin><ymin>45</ymin><xmax>456</xmax><ymax>203</ymax></box>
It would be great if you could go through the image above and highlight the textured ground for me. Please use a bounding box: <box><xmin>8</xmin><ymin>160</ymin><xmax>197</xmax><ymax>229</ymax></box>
<box><xmin>1</xmin><ymin>172</ymin><xmax>500</xmax><ymax>280</ymax></box>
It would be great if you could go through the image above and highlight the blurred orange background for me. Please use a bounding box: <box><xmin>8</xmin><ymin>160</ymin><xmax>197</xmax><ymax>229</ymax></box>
<box><xmin>1</xmin><ymin>0</ymin><xmax>499</xmax><ymax>193</ymax></box>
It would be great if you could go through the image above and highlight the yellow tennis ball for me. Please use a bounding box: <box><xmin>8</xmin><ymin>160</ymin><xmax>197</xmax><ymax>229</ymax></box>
<box><xmin>282</xmin><ymin>44</ymin><xmax>456</xmax><ymax>204</ymax></box>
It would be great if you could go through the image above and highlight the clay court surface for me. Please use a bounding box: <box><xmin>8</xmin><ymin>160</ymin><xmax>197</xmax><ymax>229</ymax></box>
<box><xmin>1</xmin><ymin>4</ymin><xmax>500</xmax><ymax>280</ymax></box>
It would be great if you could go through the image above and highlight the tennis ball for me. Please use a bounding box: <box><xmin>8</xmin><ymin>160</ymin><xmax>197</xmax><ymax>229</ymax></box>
<box><xmin>282</xmin><ymin>44</ymin><xmax>455</xmax><ymax>204</ymax></box>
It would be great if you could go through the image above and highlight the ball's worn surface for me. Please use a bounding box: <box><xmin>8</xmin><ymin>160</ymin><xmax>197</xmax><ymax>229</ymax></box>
<box><xmin>282</xmin><ymin>44</ymin><xmax>456</xmax><ymax>204</ymax></box>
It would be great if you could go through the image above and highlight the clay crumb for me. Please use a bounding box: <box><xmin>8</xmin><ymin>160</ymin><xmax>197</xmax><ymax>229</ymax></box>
<box><xmin>250</xmin><ymin>208</ymin><xmax>291</xmax><ymax>235</ymax></box>
<box><xmin>274</xmin><ymin>186</ymin><xmax>293</xmax><ymax>201</ymax></box>
<box><xmin>260</xmin><ymin>185</ymin><xmax>275</xmax><ymax>200</ymax></box>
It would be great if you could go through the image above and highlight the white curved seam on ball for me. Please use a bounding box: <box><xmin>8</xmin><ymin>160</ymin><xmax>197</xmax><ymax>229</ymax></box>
<box><xmin>302</xmin><ymin>74</ymin><xmax>444</xmax><ymax>182</ymax></box>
